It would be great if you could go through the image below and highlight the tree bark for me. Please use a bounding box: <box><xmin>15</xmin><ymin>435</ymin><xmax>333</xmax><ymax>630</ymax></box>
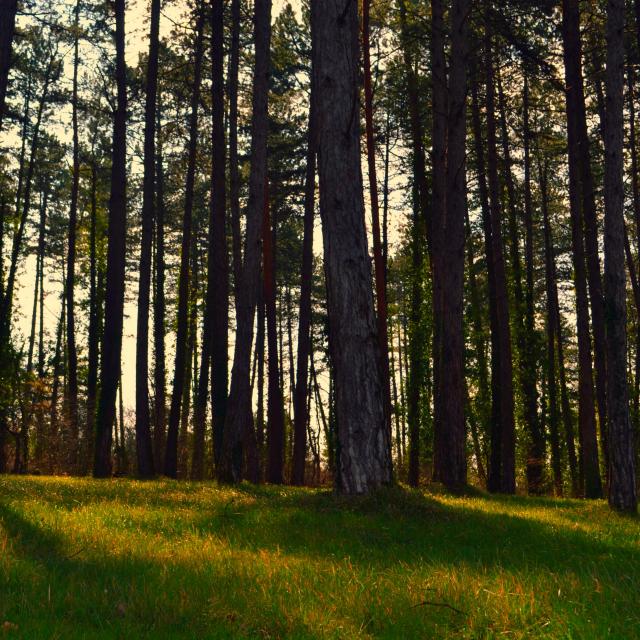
<box><xmin>220</xmin><ymin>0</ymin><xmax>271</xmax><ymax>484</ymax></box>
<box><xmin>134</xmin><ymin>0</ymin><xmax>161</xmax><ymax>478</ymax></box>
<box><xmin>164</xmin><ymin>4</ymin><xmax>206</xmax><ymax>478</ymax></box>
<box><xmin>291</xmin><ymin>47</ymin><xmax>317</xmax><ymax>486</ymax></box>
<box><xmin>604</xmin><ymin>0</ymin><xmax>637</xmax><ymax>512</ymax></box>
<box><xmin>312</xmin><ymin>0</ymin><xmax>392</xmax><ymax>494</ymax></box>
<box><xmin>561</xmin><ymin>0</ymin><xmax>603</xmax><ymax>498</ymax></box>
<box><xmin>94</xmin><ymin>0</ymin><xmax>128</xmax><ymax>478</ymax></box>
<box><xmin>0</xmin><ymin>0</ymin><xmax>17</xmax><ymax>132</ymax></box>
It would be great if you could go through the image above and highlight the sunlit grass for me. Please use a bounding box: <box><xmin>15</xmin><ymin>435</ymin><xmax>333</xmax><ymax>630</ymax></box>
<box><xmin>1</xmin><ymin>477</ymin><xmax>638</xmax><ymax>638</ymax></box>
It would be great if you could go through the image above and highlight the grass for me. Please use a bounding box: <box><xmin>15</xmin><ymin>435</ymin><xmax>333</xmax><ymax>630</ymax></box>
<box><xmin>0</xmin><ymin>477</ymin><xmax>638</xmax><ymax>639</ymax></box>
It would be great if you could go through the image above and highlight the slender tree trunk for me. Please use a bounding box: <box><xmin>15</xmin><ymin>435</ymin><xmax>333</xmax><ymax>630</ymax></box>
<box><xmin>291</xmin><ymin>64</ymin><xmax>316</xmax><ymax>485</ymax></box>
<box><xmin>164</xmin><ymin>4</ymin><xmax>206</xmax><ymax>478</ymax></box>
<box><xmin>228</xmin><ymin>0</ymin><xmax>242</xmax><ymax>295</ymax></box>
<box><xmin>312</xmin><ymin>0</ymin><xmax>391</xmax><ymax>494</ymax></box>
<box><xmin>363</xmin><ymin>0</ymin><xmax>392</xmax><ymax>457</ymax></box>
<box><xmin>153</xmin><ymin>104</ymin><xmax>167</xmax><ymax>470</ymax></box>
<box><xmin>0</xmin><ymin>0</ymin><xmax>17</xmax><ymax>131</ymax></box>
<box><xmin>256</xmin><ymin>291</ymin><xmax>265</xmax><ymax>468</ymax></box>
<box><xmin>220</xmin><ymin>0</ymin><xmax>271</xmax><ymax>484</ymax></box>
<box><xmin>399</xmin><ymin>0</ymin><xmax>427</xmax><ymax>487</ymax></box>
<box><xmin>210</xmin><ymin>0</ymin><xmax>229</xmax><ymax>473</ymax></box>
<box><xmin>604</xmin><ymin>0</ymin><xmax>637</xmax><ymax>512</ymax></box>
<box><xmin>484</xmin><ymin>20</ymin><xmax>516</xmax><ymax>494</ymax></box>
<box><xmin>561</xmin><ymin>0</ymin><xmax>602</xmax><ymax>498</ymax></box>
<box><xmin>264</xmin><ymin>185</ymin><xmax>285</xmax><ymax>484</ymax></box>
<box><xmin>134</xmin><ymin>0</ymin><xmax>161</xmax><ymax>478</ymax></box>
<box><xmin>541</xmin><ymin>160</ymin><xmax>563</xmax><ymax>496</ymax></box>
<box><xmin>94</xmin><ymin>0</ymin><xmax>128</xmax><ymax>478</ymax></box>
<box><xmin>65</xmin><ymin>0</ymin><xmax>81</xmax><ymax>473</ymax></box>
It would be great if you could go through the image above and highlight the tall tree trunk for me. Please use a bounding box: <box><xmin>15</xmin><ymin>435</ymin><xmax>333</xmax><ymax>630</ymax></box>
<box><xmin>291</xmin><ymin>60</ymin><xmax>316</xmax><ymax>486</ymax></box>
<box><xmin>604</xmin><ymin>0</ymin><xmax>637</xmax><ymax>512</ymax></box>
<box><xmin>134</xmin><ymin>0</ymin><xmax>161</xmax><ymax>478</ymax></box>
<box><xmin>264</xmin><ymin>186</ymin><xmax>285</xmax><ymax>484</ymax></box>
<box><xmin>0</xmin><ymin>0</ymin><xmax>17</xmax><ymax>131</ymax></box>
<box><xmin>363</xmin><ymin>0</ymin><xmax>392</xmax><ymax>457</ymax></box>
<box><xmin>65</xmin><ymin>0</ymin><xmax>81</xmax><ymax>473</ymax></box>
<box><xmin>434</xmin><ymin>0</ymin><xmax>470</xmax><ymax>489</ymax></box>
<box><xmin>484</xmin><ymin>20</ymin><xmax>516</xmax><ymax>494</ymax></box>
<box><xmin>312</xmin><ymin>0</ymin><xmax>392</xmax><ymax>494</ymax></box>
<box><xmin>561</xmin><ymin>0</ymin><xmax>603</xmax><ymax>498</ymax></box>
<box><xmin>210</xmin><ymin>0</ymin><xmax>229</xmax><ymax>474</ymax></box>
<box><xmin>562</xmin><ymin>0</ymin><xmax>608</xmax><ymax>467</ymax></box>
<box><xmin>220</xmin><ymin>0</ymin><xmax>271</xmax><ymax>484</ymax></box>
<box><xmin>94</xmin><ymin>0</ymin><xmax>128</xmax><ymax>478</ymax></box>
<box><xmin>153</xmin><ymin>104</ymin><xmax>167</xmax><ymax>470</ymax></box>
<box><xmin>228</xmin><ymin>0</ymin><xmax>242</xmax><ymax>296</ymax></box>
<box><xmin>520</xmin><ymin>72</ymin><xmax>545</xmax><ymax>493</ymax></box>
<box><xmin>164</xmin><ymin>4</ymin><xmax>206</xmax><ymax>478</ymax></box>
<box><xmin>399</xmin><ymin>0</ymin><xmax>428</xmax><ymax>488</ymax></box>
<box><xmin>541</xmin><ymin>159</ymin><xmax>564</xmax><ymax>496</ymax></box>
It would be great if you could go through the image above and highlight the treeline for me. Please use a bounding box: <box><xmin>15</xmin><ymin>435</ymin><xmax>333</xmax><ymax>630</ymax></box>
<box><xmin>0</xmin><ymin>0</ymin><xmax>637</xmax><ymax>512</ymax></box>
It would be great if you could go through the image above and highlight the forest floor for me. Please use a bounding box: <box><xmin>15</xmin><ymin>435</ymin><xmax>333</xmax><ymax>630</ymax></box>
<box><xmin>0</xmin><ymin>477</ymin><xmax>638</xmax><ymax>639</ymax></box>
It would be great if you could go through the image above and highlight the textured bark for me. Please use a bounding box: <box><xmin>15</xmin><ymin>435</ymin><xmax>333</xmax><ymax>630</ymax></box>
<box><xmin>363</xmin><ymin>0</ymin><xmax>392</xmax><ymax>459</ymax></box>
<box><xmin>435</xmin><ymin>0</ymin><xmax>469</xmax><ymax>489</ymax></box>
<box><xmin>164</xmin><ymin>5</ymin><xmax>205</xmax><ymax>478</ymax></box>
<box><xmin>220</xmin><ymin>0</ymin><xmax>271</xmax><ymax>483</ymax></box>
<box><xmin>562</xmin><ymin>0</ymin><xmax>608</xmax><ymax>465</ymax></box>
<box><xmin>312</xmin><ymin>0</ymin><xmax>392</xmax><ymax>494</ymax></box>
<box><xmin>134</xmin><ymin>0</ymin><xmax>161</xmax><ymax>479</ymax></box>
<box><xmin>484</xmin><ymin>21</ymin><xmax>516</xmax><ymax>494</ymax></box>
<box><xmin>291</xmin><ymin>73</ymin><xmax>316</xmax><ymax>485</ymax></box>
<box><xmin>0</xmin><ymin>0</ymin><xmax>17</xmax><ymax>131</ymax></box>
<box><xmin>93</xmin><ymin>0</ymin><xmax>127</xmax><ymax>478</ymax></box>
<box><xmin>604</xmin><ymin>0</ymin><xmax>637</xmax><ymax>512</ymax></box>
<box><xmin>561</xmin><ymin>0</ymin><xmax>603</xmax><ymax>498</ymax></box>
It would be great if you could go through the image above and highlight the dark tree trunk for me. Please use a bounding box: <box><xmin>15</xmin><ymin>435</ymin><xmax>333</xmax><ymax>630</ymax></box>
<box><xmin>540</xmin><ymin>159</ymin><xmax>564</xmax><ymax>496</ymax></box>
<box><xmin>153</xmin><ymin>105</ymin><xmax>167</xmax><ymax>470</ymax></box>
<box><xmin>220</xmin><ymin>0</ymin><xmax>271</xmax><ymax>484</ymax></box>
<box><xmin>561</xmin><ymin>0</ymin><xmax>603</xmax><ymax>498</ymax></box>
<box><xmin>228</xmin><ymin>0</ymin><xmax>242</xmax><ymax>296</ymax></box>
<box><xmin>94</xmin><ymin>0</ymin><xmax>128</xmax><ymax>478</ymax></box>
<box><xmin>562</xmin><ymin>0</ymin><xmax>608</xmax><ymax>467</ymax></box>
<box><xmin>363</xmin><ymin>0</ymin><xmax>392</xmax><ymax>459</ymax></box>
<box><xmin>484</xmin><ymin>20</ymin><xmax>516</xmax><ymax>494</ymax></box>
<box><xmin>264</xmin><ymin>186</ymin><xmax>285</xmax><ymax>484</ymax></box>
<box><xmin>521</xmin><ymin>72</ymin><xmax>545</xmax><ymax>493</ymax></box>
<box><xmin>434</xmin><ymin>0</ymin><xmax>470</xmax><ymax>489</ymax></box>
<box><xmin>134</xmin><ymin>0</ymin><xmax>161</xmax><ymax>479</ymax></box>
<box><xmin>164</xmin><ymin>4</ymin><xmax>205</xmax><ymax>478</ymax></box>
<box><xmin>312</xmin><ymin>0</ymin><xmax>392</xmax><ymax>494</ymax></box>
<box><xmin>399</xmin><ymin>0</ymin><xmax>428</xmax><ymax>488</ymax></box>
<box><xmin>210</xmin><ymin>0</ymin><xmax>229</xmax><ymax>474</ymax></box>
<box><xmin>604</xmin><ymin>0</ymin><xmax>637</xmax><ymax>513</ymax></box>
<box><xmin>65</xmin><ymin>0</ymin><xmax>81</xmax><ymax>473</ymax></box>
<box><xmin>291</xmin><ymin>53</ymin><xmax>316</xmax><ymax>486</ymax></box>
<box><xmin>0</xmin><ymin>0</ymin><xmax>17</xmax><ymax>131</ymax></box>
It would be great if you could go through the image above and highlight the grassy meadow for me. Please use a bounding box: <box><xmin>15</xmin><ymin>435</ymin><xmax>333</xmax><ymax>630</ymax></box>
<box><xmin>0</xmin><ymin>476</ymin><xmax>638</xmax><ymax>638</ymax></box>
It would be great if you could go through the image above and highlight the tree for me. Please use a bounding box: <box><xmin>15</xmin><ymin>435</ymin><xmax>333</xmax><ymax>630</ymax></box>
<box><xmin>604</xmin><ymin>0</ymin><xmax>637</xmax><ymax>512</ymax></box>
<box><xmin>0</xmin><ymin>0</ymin><xmax>18</xmax><ymax>131</ymax></box>
<box><xmin>311</xmin><ymin>0</ymin><xmax>392</xmax><ymax>494</ymax></box>
<box><xmin>134</xmin><ymin>0</ymin><xmax>162</xmax><ymax>478</ymax></box>
<box><xmin>94</xmin><ymin>0</ymin><xmax>128</xmax><ymax>478</ymax></box>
